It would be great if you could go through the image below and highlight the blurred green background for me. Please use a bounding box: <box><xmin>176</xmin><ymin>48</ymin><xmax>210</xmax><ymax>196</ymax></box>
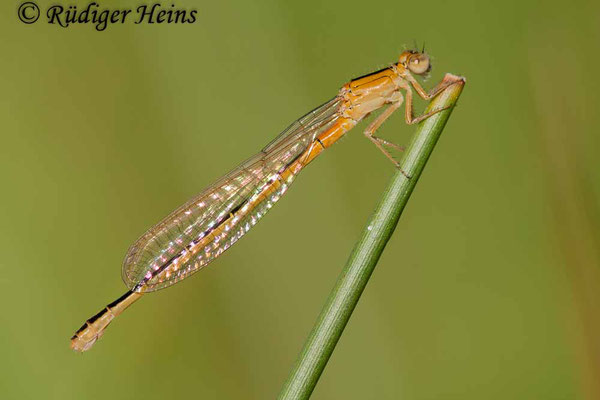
<box><xmin>2</xmin><ymin>0</ymin><xmax>599</xmax><ymax>398</ymax></box>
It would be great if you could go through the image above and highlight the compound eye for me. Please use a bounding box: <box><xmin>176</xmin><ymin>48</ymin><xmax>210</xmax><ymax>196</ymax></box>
<box><xmin>408</xmin><ymin>54</ymin><xmax>430</xmax><ymax>75</ymax></box>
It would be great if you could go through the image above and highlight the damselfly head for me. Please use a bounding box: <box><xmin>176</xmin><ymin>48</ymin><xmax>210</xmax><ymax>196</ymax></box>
<box><xmin>399</xmin><ymin>51</ymin><xmax>431</xmax><ymax>76</ymax></box>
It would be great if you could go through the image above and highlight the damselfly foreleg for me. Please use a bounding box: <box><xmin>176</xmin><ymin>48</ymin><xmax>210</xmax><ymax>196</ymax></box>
<box><xmin>402</xmin><ymin>84</ymin><xmax>452</xmax><ymax>125</ymax></box>
<box><xmin>405</xmin><ymin>74</ymin><xmax>458</xmax><ymax>100</ymax></box>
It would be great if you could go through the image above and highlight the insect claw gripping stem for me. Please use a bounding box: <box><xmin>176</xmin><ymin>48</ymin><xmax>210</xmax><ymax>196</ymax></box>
<box><xmin>399</xmin><ymin>168</ymin><xmax>412</xmax><ymax>180</ymax></box>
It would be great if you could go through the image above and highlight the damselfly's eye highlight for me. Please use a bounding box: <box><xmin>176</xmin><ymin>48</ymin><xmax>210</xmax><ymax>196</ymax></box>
<box><xmin>408</xmin><ymin>53</ymin><xmax>430</xmax><ymax>75</ymax></box>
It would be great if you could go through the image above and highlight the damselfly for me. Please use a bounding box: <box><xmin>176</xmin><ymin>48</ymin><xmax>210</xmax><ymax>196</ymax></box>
<box><xmin>71</xmin><ymin>49</ymin><xmax>461</xmax><ymax>352</ymax></box>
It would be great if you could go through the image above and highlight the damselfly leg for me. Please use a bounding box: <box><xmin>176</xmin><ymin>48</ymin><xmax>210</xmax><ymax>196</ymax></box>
<box><xmin>363</xmin><ymin>77</ymin><xmax>458</xmax><ymax>178</ymax></box>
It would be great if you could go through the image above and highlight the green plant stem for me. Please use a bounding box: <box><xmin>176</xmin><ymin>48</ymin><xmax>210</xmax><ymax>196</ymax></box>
<box><xmin>277</xmin><ymin>74</ymin><xmax>465</xmax><ymax>400</ymax></box>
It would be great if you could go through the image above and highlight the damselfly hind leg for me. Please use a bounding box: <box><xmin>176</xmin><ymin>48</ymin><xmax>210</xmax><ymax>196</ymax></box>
<box><xmin>364</xmin><ymin>101</ymin><xmax>412</xmax><ymax>178</ymax></box>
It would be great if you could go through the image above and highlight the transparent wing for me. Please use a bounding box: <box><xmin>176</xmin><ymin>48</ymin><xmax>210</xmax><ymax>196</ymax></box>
<box><xmin>122</xmin><ymin>96</ymin><xmax>343</xmax><ymax>292</ymax></box>
<box><xmin>262</xmin><ymin>97</ymin><xmax>342</xmax><ymax>153</ymax></box>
